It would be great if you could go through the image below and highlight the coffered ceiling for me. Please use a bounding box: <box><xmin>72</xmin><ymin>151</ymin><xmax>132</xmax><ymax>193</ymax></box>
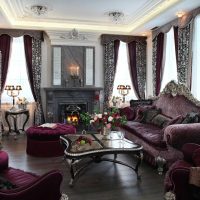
<box><xmin>0</xmin><ymin>0</ymin><xmax>200</xmax><ymax>35</ymax></box>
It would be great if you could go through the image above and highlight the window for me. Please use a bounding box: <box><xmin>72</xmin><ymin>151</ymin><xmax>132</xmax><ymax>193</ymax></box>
<box><xmin>191</xmin><ymin>15</ymin><xmax>200</xmax><ymax>100</ymax></box>
<box><xmin>112</xmin><ymin>41</ymin><xmax>137</xmax><ymax>101</ymax></box>
<box><xmin>1</xmin><ymin>36</ymin><xmax>34</xmax><ymax>104</ymax></box>
<box><xmin>160</xmin><ymin>27</ymin><xmax>178</xmax><ymax>91</ymax></box>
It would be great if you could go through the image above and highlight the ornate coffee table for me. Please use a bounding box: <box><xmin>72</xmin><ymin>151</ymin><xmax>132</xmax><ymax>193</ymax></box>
<box><xmin>60</xmin><ymin>131</ymin><xmax>143</xmax><ymax>186</ymax></box>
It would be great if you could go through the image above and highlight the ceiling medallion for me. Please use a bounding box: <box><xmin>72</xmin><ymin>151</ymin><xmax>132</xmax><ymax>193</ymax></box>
<box><xmin>60</xmin><ymin>29</ymin><xmax>87</xmax><ymax>40</ymax></box>
<box><xmin>30</xmin><ymin>5</ymin><xmax>48</xmax><ymax>16</ymax></box>
<box><xmin>108</xmin><ymin>11</ymin><xmax>124</xmax><ymax>23</ymax></box>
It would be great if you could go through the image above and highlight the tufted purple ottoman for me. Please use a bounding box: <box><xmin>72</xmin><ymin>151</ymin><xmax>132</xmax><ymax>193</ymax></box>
<box><xmin>26</xmin><ymin>123</ymin><xmax>76</xmax><ymax>157</ymax></box>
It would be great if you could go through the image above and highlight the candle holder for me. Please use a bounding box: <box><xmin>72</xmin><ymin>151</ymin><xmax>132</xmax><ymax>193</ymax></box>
<box><xmin>117</xmin><ymin>85</ymin><xmax>131</xmax><ymax>103</ymax></box>
<box><xmin>5</xmin><ymin>85</ymin><xmax>22</xmax><ymax>110</ymax></box>
<box><xmin>70</xmin><ymin>75</ymin><xmax>79</xmax><ymax>87</ymax></box>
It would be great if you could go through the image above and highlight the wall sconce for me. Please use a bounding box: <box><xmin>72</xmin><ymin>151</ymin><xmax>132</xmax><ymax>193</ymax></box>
<box><xmin>5</xmin><ymin>85</ymin><xmax>22</xmax><ymax>110</ymax></box>
<box><xmin>117</xmin><ymin>85</ymin><xmax>131</xmax><ymax>103</ymax></box>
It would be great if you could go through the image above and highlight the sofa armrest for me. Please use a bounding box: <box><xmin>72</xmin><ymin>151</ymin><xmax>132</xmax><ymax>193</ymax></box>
<box><xmin>0</xmin><ymin>170</ymin><xmax>62</xmax><ymax>200</ymax></box>
<box><xmin>168</xmin><ymin>167</ymin><xmax>191</xmax><ymax>200</ymax></box>
<box><xmin>164</xmin><ymin>123</ymin><xmax>200</xmax><ymax>150</ymax></box>
<box><xmin>181</xmin><ymin>143</ymin><xmax>200</xmax><ymax>163</ymax></box>
<box><xmin>0</xmin><ymin>151</ymin><xmax>9</xmax><ymax>172</ymax></box>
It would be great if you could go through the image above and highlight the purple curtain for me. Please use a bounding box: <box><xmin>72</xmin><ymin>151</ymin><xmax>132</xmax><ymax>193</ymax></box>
<box><xmin>114</xmin><ymin>40</ymin><xmax>120</xmax><ymax>68</ymax></box>
<box><xmin>128</xmin><ymin>41</ymin><xmax>141</xmax><ymax>99</ymax></box>
<box><xmin>173</xmin><ymin>26</ymin><xmax>178</xmax><ymax>66</ymax></box>
<box><xmin>0</xmin><ymin>34</ymin><xmax>11</xmax><ymax>92</ymax></box>
<box><xmin>155</xmin><ymin>33</ymin><xmax>164</xmax><ymax>96</ymax></box>
<box><xmin>23</xmin><ymin>35</ymin><xmax>36</xmax><ymax>100</ymax></box>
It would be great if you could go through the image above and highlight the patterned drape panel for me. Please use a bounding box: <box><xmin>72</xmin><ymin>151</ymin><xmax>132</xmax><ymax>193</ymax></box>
<box><xmin>152</xmin><ymin>37</ymin><xmax>157</xmax><ymax>96</ymax></box>
<box><xmin>103</xmin><ymin>41</ymin><xmax>115</xmax><ymax>110</ymax></box>
<box><xmin>136</xmin><ymin>41</ymin><xmax>146</xmax><ymax>99</ymax></box>
<box><xmin>152</xmin><ymin>33</ymin><xmax>164</xmax><ymax>96</ymax></box>
<box><xmin>177</xmin><ymin>23</ymin><xmax>193</xmax><ymax>88</ymax></box>
<box><xmin>32</xmin><ymin>38</ymin><xmax>44</xmax><ymax>125</ymax></box>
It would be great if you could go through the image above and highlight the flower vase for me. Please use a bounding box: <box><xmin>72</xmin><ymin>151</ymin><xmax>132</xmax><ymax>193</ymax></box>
<box><xmin>101</xmin><ymin>126</ymin><xmax>111</xmax><ymax>139</ymax></box>
<box><xmin>18</xmin><ymin>104</ymin><xmax>27</xmax><ymax>110</ymax></box>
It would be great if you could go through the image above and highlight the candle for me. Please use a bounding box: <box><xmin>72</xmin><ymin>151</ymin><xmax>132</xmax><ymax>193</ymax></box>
<box><xmin>76</xmin><ymin>66</ymin><xmax>79</xmax><ymax>76</ymax></box>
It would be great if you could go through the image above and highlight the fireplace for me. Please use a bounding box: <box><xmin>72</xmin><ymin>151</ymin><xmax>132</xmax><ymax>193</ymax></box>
<box><xmin>44</xmin><ymin>87</ymin><xmax>103</xmax><ymax>124</ymax></box>
<box><xmin>59</xmin><ymin>103</ymin><xmax>87</xmax><ymax>125</ymax></box>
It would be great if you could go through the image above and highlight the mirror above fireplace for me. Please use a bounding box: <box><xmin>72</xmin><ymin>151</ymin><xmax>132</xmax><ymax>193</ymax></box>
<box><xmin>52</xmin><ymin>45</ymin><xmax>95</xmax><ymax>87</ymax></box>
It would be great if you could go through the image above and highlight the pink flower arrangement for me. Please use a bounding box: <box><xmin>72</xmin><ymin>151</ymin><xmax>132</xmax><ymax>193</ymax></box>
<box><xmin>89</xmin><ymin>109</ymin><xmax>127</xmax><ymax>130</ymax></box>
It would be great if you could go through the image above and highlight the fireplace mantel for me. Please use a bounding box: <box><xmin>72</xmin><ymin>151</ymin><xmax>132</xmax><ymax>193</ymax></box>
<box><xmin>43</xmin><ymin>87</ymin><xmax>103</xmax><ymax>123</ymax></box>
<box><xmin>44</xmin><ymin>87</ymin><xmax>103</xmax><ymax>91</ymax></box>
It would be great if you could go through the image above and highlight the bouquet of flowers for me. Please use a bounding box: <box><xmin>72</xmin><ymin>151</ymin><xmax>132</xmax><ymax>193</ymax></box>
<box><xmin>80</xmin><ymin>108</ymin><xmax>127</xmax><ymax>130</ymax></box>
<box><xmin>16</xmin><ymin>97</ymin><xmax>28</xmax><ymax>105</ymax></box>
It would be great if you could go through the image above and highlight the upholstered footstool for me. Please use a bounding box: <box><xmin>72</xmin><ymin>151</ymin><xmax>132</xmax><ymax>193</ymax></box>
<box><xmin>26</xmin><ymin>123</ymin><xmax>76</xmax><ymax>157</ymax></box>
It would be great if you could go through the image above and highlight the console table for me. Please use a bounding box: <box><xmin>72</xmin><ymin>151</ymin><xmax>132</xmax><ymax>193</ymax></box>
<box><xmin>5</xmin><ymin>109</ymin><xmax>30</xmax><ymax>134</ymax></box>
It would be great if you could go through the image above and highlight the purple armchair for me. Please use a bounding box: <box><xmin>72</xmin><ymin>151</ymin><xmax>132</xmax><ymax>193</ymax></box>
<box><xmin>164</xmin><ymin>143</ymin><xmax>200</xmax><ymax>200</ymax></box>
<box><xmin>0</xmin><ymin>151</ymin><xmax>64</xmax><ymax>200</ymax></box>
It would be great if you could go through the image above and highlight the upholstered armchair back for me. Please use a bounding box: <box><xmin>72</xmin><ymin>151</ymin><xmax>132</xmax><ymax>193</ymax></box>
<box><xmin>153</xmin><ymin>81</ymin><xmax>200</xmax><ymax>118</ymax></box>
<box><xmin>154</xmin><ymin>94</ymin><xmax>200</xmax><ymax>118</ymax></box>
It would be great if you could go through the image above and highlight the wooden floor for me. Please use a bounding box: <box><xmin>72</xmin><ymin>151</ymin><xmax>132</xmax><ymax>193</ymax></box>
<box><xmin>2</xmin><ymin>133</ymin><xmax>165</xmax><ymax>200</ymax></box>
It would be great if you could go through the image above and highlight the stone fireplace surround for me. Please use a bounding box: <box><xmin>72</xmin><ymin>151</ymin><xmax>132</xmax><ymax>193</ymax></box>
<box><xmin>44</xmin><ymin>87</ymin><xmax>103</xmax><ymax>123</ymax></box>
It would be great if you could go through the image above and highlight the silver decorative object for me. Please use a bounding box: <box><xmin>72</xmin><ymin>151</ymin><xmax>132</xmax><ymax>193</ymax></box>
<box><xmin>155</xmin><ymin>156</ymin><xmax>166</xmax><ymax>175</ymax></box>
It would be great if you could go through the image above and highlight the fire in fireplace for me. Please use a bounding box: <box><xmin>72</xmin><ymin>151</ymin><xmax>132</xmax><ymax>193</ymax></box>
<box><xmin>66</xmin><ymin>105</ymin><xmax>81</xmax><ymax>125</ymax></box>
<box><xmin>59</xmin><ymin>104</ymin><xmax>87</xmax><ymax>128</ymax></box>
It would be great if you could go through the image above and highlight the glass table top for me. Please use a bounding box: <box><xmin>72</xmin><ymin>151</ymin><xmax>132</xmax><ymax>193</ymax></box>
<box><xmin>60</xmin><ymin>131</ymin><xmax>142</xmax><ymax>154</ymax></box>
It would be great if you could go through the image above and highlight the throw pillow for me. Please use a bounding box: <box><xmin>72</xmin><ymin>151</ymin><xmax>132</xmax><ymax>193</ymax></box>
<box><xmin>119</xmin><ymin>107</ymin><xmax>135</xmax><ymax>121</ymax></box>
<box><xmin>182</xmin><ymin>112</ymin><xmax>200</xmax><ymax>124</ymax></box>
<box><xmin>134</xmin><ymin>105</ymin><xmax>155</xmax><ymax>122</ymax></box>
<box><xmin>0</xmin><ymin>176</ymin><xmax>17</xmax><ymax>190</ymax></box>
<box><xmin>151</xmin><ymin>114</ymin><xmax>172</xmax><ymax>128</ymax></box>
<box><xmin>167</xmin><ymin>115</ymin><xmax>183</xmax><ymax>126</ymax></box>
<box><xmin>193</xmin><ymin>148</ymin><xmax>200</xmax><ymax>166</ymax></box>
<box><xmin>142</xmin><ymin>109</ymin><xmax>161</xmax><ymax>124</ymax></box>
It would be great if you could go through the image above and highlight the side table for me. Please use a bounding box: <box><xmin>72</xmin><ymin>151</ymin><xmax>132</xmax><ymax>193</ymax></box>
<box><xmin>5</xmin><ymin>109</ymin><xmax>30</xmax><ymax>134</ymax></box>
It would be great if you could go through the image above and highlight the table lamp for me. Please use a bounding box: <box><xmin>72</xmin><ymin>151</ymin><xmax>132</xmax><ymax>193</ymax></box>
<box><xmin>5</xmin><ymin>85</ymin><xmax>22</xmax><ymax>110</ymax></box>
<box><xmin>117</xmin><ymin>85</ymin><xmax>131</xmax><ymax>103</ymax></box>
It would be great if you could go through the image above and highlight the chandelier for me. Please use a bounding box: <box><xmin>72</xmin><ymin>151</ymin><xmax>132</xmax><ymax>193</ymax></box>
<box><xmin>108</xmin><ymin>11</ymin><xmax>124</xmax><ymax>23</ymax></box>
<box><xmin>30</xmin><ymin>5</ymin><xmax>48</xmax><ymax>16</ymax></box>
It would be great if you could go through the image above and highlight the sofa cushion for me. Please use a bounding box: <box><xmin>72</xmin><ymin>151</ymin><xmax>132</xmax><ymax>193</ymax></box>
<box><xmin>151</xmin><ymin>114</ymin><xmax>172</xmax><ymax>128</ymax></box>
<box><xmin>193</xmin><ymin>148</ymin><xmax>200</xmax><ymax>166</ymax></box>
<box><xmin>182</xmin><ymin>112</ymin><xmax>200</xmax><ymax>124</ymax></box>
<box><xmin>120</xmin><ymin>107</ymin><xmax>135</xmax><ymax>121</ymax></box>
<box><xmin>122</xmin><ymin>121</ymin><xmax>166</xmax><ymax>149</ymax></box>
<box><xmin>142</xmin><ymin>109</ymin><xmax>160</xmax><ymax>124</ymax></box>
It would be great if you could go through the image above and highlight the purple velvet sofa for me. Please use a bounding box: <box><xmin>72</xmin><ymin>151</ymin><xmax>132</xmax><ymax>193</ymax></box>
<box><xmin>0</xmin><ymin>151</ymin><xmax>63</xmax><ymax>200</ymax></box>
<box><xmin>164</xmin><ymin>143</ymin><xmax>200</xmax><ymax>200</ymax></box>
<box><xmin>120</xmin><ymin>81</ymin><xmax>200</xmax><ymax>171</ymax></box>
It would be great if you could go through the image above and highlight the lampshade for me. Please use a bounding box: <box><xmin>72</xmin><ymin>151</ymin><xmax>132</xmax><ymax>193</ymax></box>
<box><xmin>16</xmin><ymin>85</ymin><xmax>22</xmax><ymax>90</ymax></box>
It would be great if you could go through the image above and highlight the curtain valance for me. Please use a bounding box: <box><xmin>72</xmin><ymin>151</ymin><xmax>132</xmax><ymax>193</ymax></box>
<box><xmin>101</xmin><ymin>34</ymin><xmax>147</xmax><ymax>45</ymax></box>
<box><xmin>0</xmin><ymin>29</ymin><xmax>44</xmax><ymax>40</ymax></box>
<box><xmin>152</xmin><ymin>7</ymin><xmax>200</xmax><ymax>39</ymax></box>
